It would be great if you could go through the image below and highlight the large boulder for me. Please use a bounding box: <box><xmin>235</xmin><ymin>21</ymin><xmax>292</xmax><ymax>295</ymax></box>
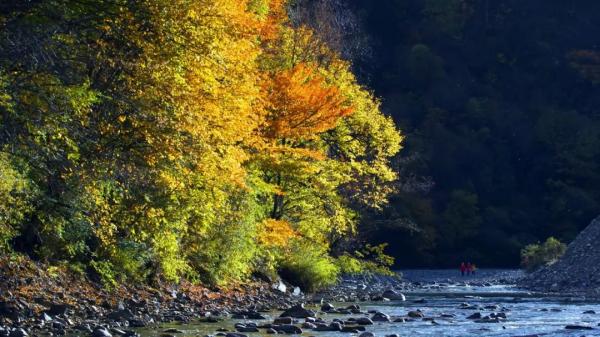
<box><xmin>520</xmin><ymin>216</ymin><xmax>600</xmax><ymax>294</ymax></box>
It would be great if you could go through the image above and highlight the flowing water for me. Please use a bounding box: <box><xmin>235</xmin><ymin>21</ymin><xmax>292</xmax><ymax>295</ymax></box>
<box><xmin>137</xmin><ymin>270</ymin><xmax>600</xmax><ymax>337</ymax></box>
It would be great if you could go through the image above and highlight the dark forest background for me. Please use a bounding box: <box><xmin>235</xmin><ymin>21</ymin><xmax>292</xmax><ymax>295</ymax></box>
<box><xmin>299</xmin><ymin>0</ymin><xmax>600</xmax><ymax>268</ymax></box>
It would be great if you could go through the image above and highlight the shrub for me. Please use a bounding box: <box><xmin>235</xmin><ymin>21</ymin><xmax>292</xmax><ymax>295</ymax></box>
<box><xmin>279</xmin><ymin>244</ymin><xmax>340</xmax><ymax>292</ymax></box>
<box><xmin>520</xmin><ymin>237</ymin><xmax>567</xmax><ymax>272</ymax></box>
<box><xmin>0</xmin><ymin>152</ymin><xmax>37</xmax><ymax>252</ymax></box>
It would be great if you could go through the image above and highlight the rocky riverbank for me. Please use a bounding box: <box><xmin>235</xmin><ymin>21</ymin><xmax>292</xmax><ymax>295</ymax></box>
<box><xmin>520</xmin><ymin>215</ymin><xmax>600</xmax><ymax>297</ymax></box>
<box><xmin>0</xmin><ymin>254</ymin><xmax>529</xmax><ymax>337</ymax></box>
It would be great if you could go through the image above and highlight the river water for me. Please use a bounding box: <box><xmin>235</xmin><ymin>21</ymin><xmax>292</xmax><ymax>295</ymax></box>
<box><xmin>138</xmin><ymin>270</ymin><xmax>600</xmax><ymax>337</ymax></box>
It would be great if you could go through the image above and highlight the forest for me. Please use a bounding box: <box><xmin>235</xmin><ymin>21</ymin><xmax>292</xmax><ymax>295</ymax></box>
<box><xmin>0</xmin><ymin>0</ymin><xmax>402</xmax><ymax>290</ymax></box>
<box><xmin>1</xmin><ymin>0</ymin><xmax>600</xmax><ymax>291</ymax></box>
<box><xmin>319</xmin><ymin>0</ymin><xmax>600</xmax><ymax>267</ymax></box>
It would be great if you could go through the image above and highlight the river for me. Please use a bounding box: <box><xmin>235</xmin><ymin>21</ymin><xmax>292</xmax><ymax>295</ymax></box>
<box><xmin>135</xmin><ymin>269</ymin><xmax>600</xmax><ymax>337</ymax></box>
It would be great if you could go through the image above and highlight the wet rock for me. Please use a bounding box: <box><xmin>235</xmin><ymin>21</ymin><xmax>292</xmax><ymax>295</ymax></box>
<box><xmin>381</xmin><ymin>290</ymin><xmax>406</xmax><ymax>301</ymax></box>
<box><xmin>371</xmin><ymin>312</ymin><xmax>390</xmax><ymax>322</ymax></box>
<box><xmin>314</xmin><ymin>322</ymin><xmax>342</xmax><ymax>331</ymax></box>
<box><xmin>413</xmin><ymin>298</ymin><xmax>427</xmax><ymax>304</ymax></box>
<box><xmin>234</xmin><ymin>325</ymin><xmax>258</xmax><ymax>333</ymax></box>
<box><xmin>583</xmin><ymin>310</ymin><xmax>596</xmax><ymax>314</ymax></box>
<box><xmin>565</xmin><ymin>325</ymin><xmax>593</xmax><ymax>330</ymax></box>
<box><xmin>279</xmin><ymin>304</ymin><xmax>315</xmax><ymax>318</ymax></box>
<box><xmin>407</xmin><ymin>311</ymin><xmax>424</xmax><ymax>318</ymax></box>
<box><xmin>393</xmin><ymin>318</ymin><xmax>405</xmax><ymax>323</ymax></box>
<box><xmin>320</xmin><ymin>303</ymin><xmax>335</xmax><ymax>312</ymax></box>
<box><xmin>274</xmin><ymin>317</ymin><xmax>293</xmax><ymax>324</ymax></box>
<box><xmin>225</xmin><ymin>333</ymin><xmax>249</xmax><ymax>337</ymax></box>
<box><xmin>275</xmin><ymin>324</ymin><xmax>302</xmax><ymax>334</ymax></box>
<box><xmin>467</xmin><ymin>313</ymin><xmax>482</xmax><ymax>319</ymax></box>
<box><xmin>358</xmin><ymin>333</ymin><xmax>374</xmax><ymax>337</ymax></box>
<box><xmin>301</xmin><ymin>322</ymin><xmax>316</xmax><ymax>329</ymax></box>
<box><xmin>356</xmin><ymin>317</ymin><xmax>374</xmax><ymax>325</ymax></box>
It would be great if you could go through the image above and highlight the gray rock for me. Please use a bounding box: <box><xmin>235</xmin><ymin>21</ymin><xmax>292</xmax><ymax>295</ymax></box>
<box><xmin>381</xmin><ymin>290</ymin><xmax>406</xmax><ymax>301</ymax></box>
<box><xmin>356</xmin><ymin>317</ymin><xmax>374</xmax><ymax>325</ymax></box>
<box><xmin>407</xmin><ymin>311</ymin><xmax>424</xmax><ymax>318</ymax></box>
<box><xmin>279</xmin><ymin>304</ymin><xmax>315</xmax><ymax>318</ymax></box>
<box><xmin>275</xmin><ymin>324</ymin><xmax>302</xmax><ymax>334</ymax></box>
<box><xmin>320</xmin><ymin>303</ymin><xmax>335</xmax><ymax>312</ymax></box>
<box><xmin>8</xmin><ymin>329</ymin><xmax>28</xmax><ymax>337</ymax></box>
<box><xmin>359</xmin><ymin>333</ymin><xmax>375</xmax><ymax>337</ymax></box>
<box><xmin>371</xmin><ymin>312</ymin><xmax>390</xmax><ymax>322</ymax></box>
<box><xmin>91</xmin><ymin>328</ymin><xmax>112</xmax><ymax>337</ymax></box>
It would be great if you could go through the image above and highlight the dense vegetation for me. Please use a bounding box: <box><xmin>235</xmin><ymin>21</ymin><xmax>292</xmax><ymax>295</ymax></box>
<box><xmin>314</xmin><ymin>0</ymin><xmax>600</xmax><ymax>267</ymax></box>
<box><xmin>0</xmin><ymin>0</ymin><xmax>402</xmax><ymax>289</ymax></box>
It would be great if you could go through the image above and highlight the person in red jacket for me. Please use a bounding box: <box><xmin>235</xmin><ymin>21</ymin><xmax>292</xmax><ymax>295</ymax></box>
<box><xmin>460</xmin><ymin>262</ymin><xmax>466</xmax><ymax>276</ymax></box>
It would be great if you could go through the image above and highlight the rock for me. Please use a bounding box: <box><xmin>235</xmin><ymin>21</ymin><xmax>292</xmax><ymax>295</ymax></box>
<box><xmin>0</xmin><ymin>302</ymin><xmax>21</xmax><ymax>320</ymax></box>
<box><xmin>381</xmin><ymin>290</ymin><xmax>406</xmax><ymax>301</ymax></box>
<box><xmin>301</xmin><ymin>322</ymin><xmax>317</xmax><ymax>329</ymax></box>
<box><xmin>356</xmin><ymin>317</ymin><xmax>374</xmax><ymax>325</ymax></box>
<box><xmin>358</xmin><ymin>333</ymin><xmax>375</xmax><ymax>337</ymax></box>
<box><xmin>274</xmin><ymin>317</ymin><xmax>293</xmax><ymax>324</ymax></box>
<box><xmin>371</xmin><ymin>312</ymin><xmax>390</xmax><ymax>322</ymax></box>
<box><xmin>48</xmin><ymin>304</ymin><xmax>69</xmax><ymax>316</ymax></box>
<box><xmin>273</xmin><ymin>280</ymin><xmax>287</xmax><ymax>293</ymax></box>
<box><xmin>128</xmin><ymin>319</ymin><xmax>147</xmax><ymax>328</ymax></box>
<box><xmin>583</xmin><ymin>310</ymin><xmax>596</xmax><ymax>314</ymax></box>
<box><xmin>107</xmin><ymin>309</ymin><xmax>134</xmax><ymax>321</ymax></box>
<box><xmin>92</xmin><ymin>328</ymin><xmax>112</xmax><ymax>337</ymax></box>
<box><xmin>275</xmin><ymin>324</ymin><xmax>302</xmax><ymax>334</ymax></box>
<box><xmin>235</xmin><ymin>326</ymin><xmax>258</xmax><ymax>333</ymax></box>
<box><xmin>407</xmin><ymin>311</ymin><xmax>424</xmax><ymax>318</ymax></box>
<box><xmin>8</xmin><ymin>329</ymin><xmax>28</xmax><ymax>337</ymax></box>
<box><xmin>467</xmin><ymin>313</ymin><xmax>482</xmax><ymax>319</ymax></box>
<box><xmin>279</xmin><ymin>304</ymin><xmax>315</xmax><ymax>318</ymax></box>
<box><xmin>565</xmin><ymin>325</ymin><xmax>593</xmax><ymax>330</ymax></box>
<box><xmin>225</xmin><ymin>334</ymin><xmax>249</xmax><ymax>337</ymax></box>
<box><xmin>320</xmin><ymin>303</ymin><xmax>335</xmax><ymax>312</ymax></box>
<box><xmin>292</xmin><ymin>287</ymin><xmax>301</xmax><ymax>296</ymax></box>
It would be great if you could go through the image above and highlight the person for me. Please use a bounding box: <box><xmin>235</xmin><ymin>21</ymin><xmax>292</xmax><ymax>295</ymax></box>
<box><xmin>470</xmin><ymin>263</ymin><xmax>477</xmax><ymax>275</ymax></box>
<box><xmin>460</xmin><ymin>262</ymin><xmax>466</xmax><ymax>276</ymax></box>
<box><xmin>466</xmin><ymin>262</ymin><xmax>472</xmax><ymax>275</ymax></box>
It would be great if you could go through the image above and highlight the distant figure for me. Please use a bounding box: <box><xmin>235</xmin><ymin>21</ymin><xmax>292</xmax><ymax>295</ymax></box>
<box><xmin>466</xmin><ymin>262</ymin><xmax>472</xmax><ymax>275</ymax></box>
<box><xmin>470</xmin><ymin>263</ymin><xmax>477</xmax><ymax>275</ymax></box>
<box><xmin>460</xmin><ymin>262</ymin><xmax>466</xmax><ymax>276</ymax></box>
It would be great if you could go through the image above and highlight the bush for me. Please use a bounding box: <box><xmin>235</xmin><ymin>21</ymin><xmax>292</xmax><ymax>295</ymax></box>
<box><xmin>520</xmin><ymin>237</ymin><xmax>567</xmax><ymax>272</ymax></box>
<box><xmin>0</xmin><ymin>152</ymin><xmax>36</xmax><ymax>252</ymax></box>
<box><xmin>279</xmin><ymin>244</ymin><xmax>340</xmax><ymax>292</ymax></box>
